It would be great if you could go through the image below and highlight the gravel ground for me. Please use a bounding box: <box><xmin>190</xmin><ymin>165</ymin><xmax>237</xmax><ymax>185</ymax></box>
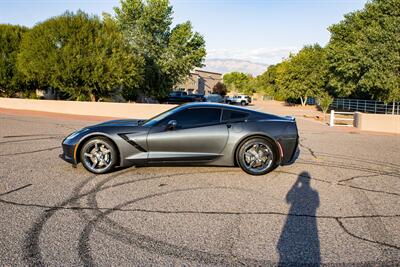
<box><xmin>0</xmin><ymin>108</ymin><xmax>399</xmax><ymax>266</ymax></box>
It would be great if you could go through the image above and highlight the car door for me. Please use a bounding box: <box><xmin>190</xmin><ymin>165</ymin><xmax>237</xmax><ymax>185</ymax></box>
<box><xmin>146</xmin><ymin>107</ymin><xmax>229</xmax><ymax>163</ymax></box>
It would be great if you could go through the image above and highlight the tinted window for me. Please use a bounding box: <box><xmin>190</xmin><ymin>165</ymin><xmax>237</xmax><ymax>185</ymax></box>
<box><xmin>222</xmin><ymin>109</ymin><xmax>249</xmax><ymax>122</ymax></box>
<box><xmin>172</xmin><ymin>108</ymin><xmax>221</xmax><ymax>128</ymax></box>
<box><xmin>142</xmin><ymin>105</ymin><xmax>181</xmax><ymax>127</ymax></box>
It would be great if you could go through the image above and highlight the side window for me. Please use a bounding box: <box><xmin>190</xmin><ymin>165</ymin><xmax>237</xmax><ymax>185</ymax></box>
<box><xmin>172</xmin><ymin>108</ymin><xmax>222</xmax><ymax>128</ymax></box>
<box><xmin>222</xmin><ymin>109</ymin><xmax>249</xmax><ymax>122</ymax></box>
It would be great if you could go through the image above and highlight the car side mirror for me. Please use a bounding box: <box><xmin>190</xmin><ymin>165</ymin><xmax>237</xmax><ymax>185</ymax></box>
<box><xmin>166</xmin><ymin>120</ymin><xmax>177</xmax><ymax>130</ymax></box>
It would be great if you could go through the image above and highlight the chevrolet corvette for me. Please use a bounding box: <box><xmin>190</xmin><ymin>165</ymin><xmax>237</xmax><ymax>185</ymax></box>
<box><xmin>60</xmin><ymin>103</ymin><xmax>299</xmax><ymax>175</ymax></box>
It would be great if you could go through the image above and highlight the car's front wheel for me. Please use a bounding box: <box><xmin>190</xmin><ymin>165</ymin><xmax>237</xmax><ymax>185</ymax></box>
<box><xmin>240</xmin><ymin>101</ymin><xmax>246</xmax><ymax>106</ymax></box>
<box><xmin>237</xmin><ymin>138</ymin><xmax>277</xmax><ymax>175</ymax></box>
<box><xmin>80</xmin><ymin>137</ymin><xmax>117</xmax><ymax>174</ymax></box>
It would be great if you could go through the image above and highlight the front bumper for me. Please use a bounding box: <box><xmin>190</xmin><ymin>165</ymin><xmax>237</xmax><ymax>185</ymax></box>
<box><xmin>59</xmin><ymin>142</ymin><xmax>77</xmax><ymax>166</ymax></box>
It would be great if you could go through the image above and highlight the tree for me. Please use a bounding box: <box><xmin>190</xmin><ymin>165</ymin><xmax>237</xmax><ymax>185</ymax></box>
<box><xmin>278</xmin><ymin>44</ymin><xmax>328</xmax><ymax>106</ymax></box>
<box><xmin>114</xmin><ymin>0</ymin><xmax>206</xmax><ymax>100</ymax></box>
<box><xmin>17</xmin><ymin>11</ymin><xmax>143</xmax><ymax>101</ymax></box>
<box><xmin>0</xmin><ymin>24</ymin><xmax>28</xmax><ymax>97</ymax></box>
<box><xmin>254</xmin><ymin>64</ymin><xmax>280</xmax><ymax>97</ymax></box>
<box><xmin>317</xmin><ymin>92</ymin><xmax>333</xmax><ymax>121</ymax></box>
<box><xmin>212</xmin><ymin>82</ymin><xmax>227</xmax><ymax>96</ymax></box>
<box><xmin>223</xmin><ymin>72</ymin><xmax>252</xmax><ymax>93</ymax></box>
<box><xmin>327</xmin><ymin>0</ymin><xmax>400</xmax><ymax>103</ymax></box>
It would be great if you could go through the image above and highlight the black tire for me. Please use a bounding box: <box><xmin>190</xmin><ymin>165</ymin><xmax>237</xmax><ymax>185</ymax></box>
<box><xmin>226</xmin><ymin>100</ymin><xmax>231</xmax><ymax>104</ymax></box>
<box><xmin>80</xmin><ymin>136</ymin><xmax>118</xmax><ymax>174</ymax></box>
<box><xmin>240</xmin><ymin>101</ymin><xmax>246</xmax><ymax>106</ymax></box>
<box><xmin>237</xmin><ymin>137</ymin><xmax>277</xmax><ymax>175</ymax></box>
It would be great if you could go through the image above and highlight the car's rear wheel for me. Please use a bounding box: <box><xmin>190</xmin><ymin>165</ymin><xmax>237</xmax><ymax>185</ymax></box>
<box><xmin>240</xmin><ymin>101</ymin><xmax>246</xmax><ymax>106</ymax></box>
<box><xmin>80</xmin><ymin>137</ymin><xmax>117</xmax><ymax>174</ymax></box>
<box><xmin>237</xmin><ymin>138</ymin><xmax>276</xmax><ymax>175</ymax></box>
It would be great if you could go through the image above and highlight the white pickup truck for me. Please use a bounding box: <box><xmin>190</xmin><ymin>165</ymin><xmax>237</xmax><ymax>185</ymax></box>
<box><xmin>226</xmin><ymin>95</ymin><xmax>252</xmax><ymax>106</ymax></box>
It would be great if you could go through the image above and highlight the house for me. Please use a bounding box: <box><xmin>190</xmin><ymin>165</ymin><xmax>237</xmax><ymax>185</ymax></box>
<box><xmin>175</xmin><ymin>69</ymin><xmax>222</xmax><ymax>95</ymax></box>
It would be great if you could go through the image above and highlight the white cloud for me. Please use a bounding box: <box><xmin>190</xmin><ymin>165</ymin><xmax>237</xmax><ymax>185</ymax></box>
<box><xmin>206</xmin><ymin>47</ymin><xmax>300</xmax><ymax>65</ymax></box>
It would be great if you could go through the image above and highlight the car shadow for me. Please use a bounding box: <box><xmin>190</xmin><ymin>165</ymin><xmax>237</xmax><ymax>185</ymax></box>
<box><xmin>277</xmin><ymin>171</ymin><xmax>320</xmax><ymax>266</ymax></box>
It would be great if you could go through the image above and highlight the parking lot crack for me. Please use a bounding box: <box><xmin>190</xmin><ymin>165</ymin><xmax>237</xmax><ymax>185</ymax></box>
<box><xmin>344</xmin><ymin>188</ymin><xmax>399</xmax><ymax>260</ymax></box>
<box><xmin>299</xmin><ymin>142</ymin><xmax>318</xmax><ymax>160</ymax></box>
<box><xmin>336</xmin><ymin>218</ymin><xmax>400</xmax><ymax>251</ymax></box>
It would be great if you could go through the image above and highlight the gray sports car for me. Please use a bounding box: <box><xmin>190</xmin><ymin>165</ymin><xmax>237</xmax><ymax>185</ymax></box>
<box><xmin>60</xmin><ymin>103</ymin><xmax>299</xmax><ymax>175</ymax></box>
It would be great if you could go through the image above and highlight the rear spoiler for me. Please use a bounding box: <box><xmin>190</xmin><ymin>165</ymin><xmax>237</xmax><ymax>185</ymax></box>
<box><xmin>285</xmin><ymin>116</ymin><xmax>296</xmax><ymax>122</ymax></box>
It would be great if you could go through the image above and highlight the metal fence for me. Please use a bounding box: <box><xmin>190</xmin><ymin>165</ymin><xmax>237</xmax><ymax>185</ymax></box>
<box><xmin>330</xmin><ymin>98</ymin><xmax>400</xmax><ymax>115</ymax></box>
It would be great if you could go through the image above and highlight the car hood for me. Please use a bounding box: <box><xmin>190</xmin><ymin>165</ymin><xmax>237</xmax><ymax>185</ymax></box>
<box><xmin>89</xmin><ymin>119</ymin><xmax>142</xmax><ymax>128</ymax></box>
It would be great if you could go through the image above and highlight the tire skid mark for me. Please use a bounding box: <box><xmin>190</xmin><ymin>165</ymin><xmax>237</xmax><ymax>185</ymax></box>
<box><xmin>75</xmin><ymin>170</ymin><xmax>262</xmax><ymax>266</ymax></box>
<box><xmin>79</xmin><ymin>186</ymin><xmax>275</xmax><ymax>266</ymax></box>
<box><xmin>313</xmin><ymin>151</ymin><xmax>400</xmax><ymax>170</ymax></box>
<box><xmin>0</xmin><ymin>170</ymin><xmax>241</xmax><ymax>210</ymax></box>
<box><xmin>338</xmin><ymin>184</ymin><xmax>400</xmax><ymax>197</ymax></box>
<box><xmin>0</xmin><ymin>158</ymin><xmax>397</xmax><ymax>264</ymax></box>
<box><xmin>23</xmin><ymin>175</ymin><xmax>98</xmax><ymax>266</ymax></box>
<box><xmin>278</xmin><ymin>170</ymin><xmax>400</xmax><ymax>197</ymax></box>
<box><xmin>22</xmin><ymin>168</ymin><xmax>136</xmax><ymax>266</ymax></box>
<box><xmin>0</xmin><ymin>146</ymin><xmax>59</xmax><ymax>157</ymax></box>
<box><xmin>3</xmin><ymin>134</ymin><xmax>64</xmax><ymax>138</ymax></box>
<box><xmin>19</xmin><ymin>169</ymin><xmax>239</xmax><ymax>266</ymax></box>
<box><xmin>0</xmin><ymin>136</ymin><xmax>62</xmax><ymax>145</ymax></box>
<box><xmin>296</xmin><ymin>160</ymin><xmax>400</xmax><ymax>179</ymax></box>
<box><xmin>0</xmin><ymin>116</ymin><xmax>81</xmax><ymax>131</ymax></box>
<box><xmin>76</xmin><ymin>173</ymin><xmax>400</xmax><ymax>266</ymax></box>
<box><xmin>1</xmin><ymin>168</ymin><xmax>398</xmax><ymax>214</ymax></box>
<box><xmin>0</xmin><ymin>183</ymin><xmax>32</xmax><ymax>196</ymax></box>
<box><xmin>79</xmin><ymin>169</ymin><xmax>399</xmax><ymax>264</ymax></box>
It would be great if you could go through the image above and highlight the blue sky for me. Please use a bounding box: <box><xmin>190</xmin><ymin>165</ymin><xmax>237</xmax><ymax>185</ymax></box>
<box><xmin>0</xmin><ymin>0</ymin><xmax>367</xmax><ymax>65</ymax></box>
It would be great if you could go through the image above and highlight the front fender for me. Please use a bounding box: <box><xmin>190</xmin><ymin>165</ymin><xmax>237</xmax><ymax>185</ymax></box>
<box><xmin>62</xmin><ymin>130</ymin><xmax>120</xmax><ymax>165</ymax></box>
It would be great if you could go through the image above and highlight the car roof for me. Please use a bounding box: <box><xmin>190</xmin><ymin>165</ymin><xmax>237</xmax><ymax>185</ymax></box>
<box><xmin>175</xmin><ymin>102</ymin><xmax>291</xmax><ymax>121</ymax></box>
<box><xmin>181</xmin><ymin>102</ymin><xmax>250</xmax><ymax>111</ymax></box>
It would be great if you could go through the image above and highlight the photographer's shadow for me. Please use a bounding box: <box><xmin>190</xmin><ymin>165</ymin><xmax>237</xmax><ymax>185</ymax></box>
<box><xmin>277</xmin><ymin>171</ymin><xmax>320</xmax><ymax>266</ymax></box>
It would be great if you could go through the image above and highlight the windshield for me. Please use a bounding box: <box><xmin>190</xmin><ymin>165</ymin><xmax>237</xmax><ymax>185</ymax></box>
<box><xmin>141</xmin><ymin>105</ymin><xmax>181</xmax><ymax>127</ymax></box>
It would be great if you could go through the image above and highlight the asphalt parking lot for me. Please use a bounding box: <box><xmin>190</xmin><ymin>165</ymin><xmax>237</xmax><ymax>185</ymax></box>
<box><xmin>0</xmin><ymin>109</ymin><xmax>399</xmax><ymax>266</ymax></box>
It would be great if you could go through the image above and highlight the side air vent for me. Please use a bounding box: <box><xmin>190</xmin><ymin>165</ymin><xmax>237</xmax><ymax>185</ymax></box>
<box><xmin>118</xmin><ymin>133</ymin><xmax>147</xmax><ymax>152</ymax></box>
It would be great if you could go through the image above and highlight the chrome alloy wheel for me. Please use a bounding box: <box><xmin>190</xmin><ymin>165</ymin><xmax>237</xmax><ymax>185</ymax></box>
<box><xmin>82</xmin><ymin>140</ymin><xmax>113</xmax><ymax>172</ymax></box>
<box><xmin>242</xmin><ymin>142</ymin><xmax>273</xmax><ymax>173</ymax></box>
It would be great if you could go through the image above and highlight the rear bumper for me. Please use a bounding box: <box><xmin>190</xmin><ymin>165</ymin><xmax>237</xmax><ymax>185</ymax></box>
<box><xmin>279</xmin><ymin>136</ymin><xmax>299</xmax><ymax>166</ymax></box>
<box><xmin>285</xmin><ymin>143</ymin><xmax>300</xmax><ymax>165</ymax></box>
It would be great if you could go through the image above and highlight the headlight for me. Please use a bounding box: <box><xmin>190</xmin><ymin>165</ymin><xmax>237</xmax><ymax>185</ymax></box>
<box><xmin>65</xmin><ymin>128</ymin><xmax>89</xmax><ymax>140</ymax></box>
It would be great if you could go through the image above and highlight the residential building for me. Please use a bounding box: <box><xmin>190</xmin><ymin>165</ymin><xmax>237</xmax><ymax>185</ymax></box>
<box><xmin>175</xmin><ymin>69</ymin><xmax>222</xmax><ymax>95</ymax></box>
